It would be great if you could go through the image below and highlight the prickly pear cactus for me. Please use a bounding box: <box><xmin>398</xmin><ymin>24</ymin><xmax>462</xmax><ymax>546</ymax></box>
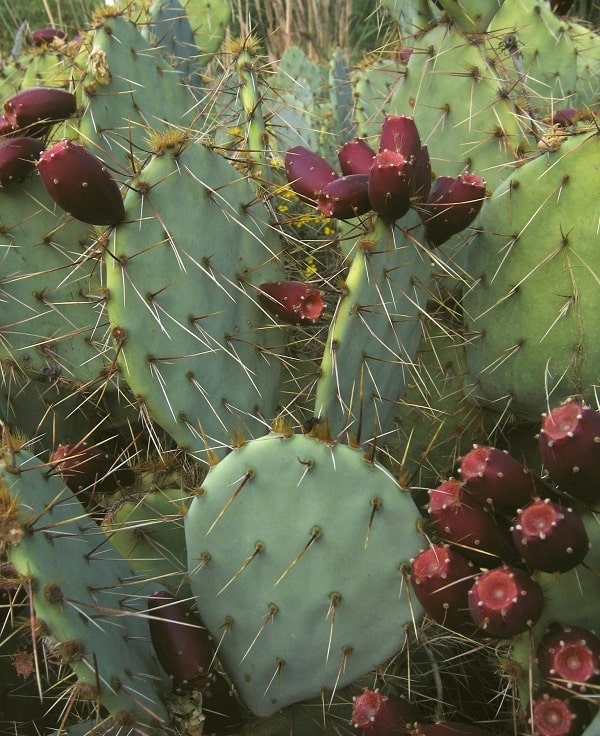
<box><xmin>463</xmin><ymin>130</ymin><xmax>600</xmax><ymax>421</ymax></box>
<box><xmin>0</xmin><ymin>439</ymin><xmax>171</xmax><ymax>733</ymax></box>
<box><xmin>105</xmin><ymin>134</ymin><xmax>286</xmax><ymax>463</ymax></box>
<box><xmin>185</xmin><ymin>430</ymin><xmax>424</xmax><ymax>716</ymax></box>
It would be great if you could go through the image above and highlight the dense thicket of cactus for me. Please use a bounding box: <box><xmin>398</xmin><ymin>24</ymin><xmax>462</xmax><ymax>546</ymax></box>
<box><xmin>0</xmin><ymin>0</ymin><xmax>598</xmax><ymax>734</ymax></box>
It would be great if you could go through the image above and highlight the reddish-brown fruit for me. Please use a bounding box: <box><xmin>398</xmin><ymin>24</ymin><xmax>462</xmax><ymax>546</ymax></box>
<box><xmin>258</xmin><ymin>281</ymin><xmax>324</xmax><ymax>324</ymax></box>
<box><xmin>147</xmin><ymin>591</ymin><xmax>215</xmax><ymax>691</ymax></box>
<box><xmin>420</xmin><ymin>173</ymin><xmax>486</xmax><ymax>247</ymax></box>
<box><xmin>284</xmin><ymin>145</ymin><xmax>337</xmax><ymax>204</ymax></box>
<box><xmin>0</xmin><ymin>136</ymin><xmax>44</xmax><ymax>185</ymax></box>
<box><xmin>410</xmin><ymin>544</ymin><xmax>475</xmax><ymax>630</ymax></box>
<box><xmin>317</xmin><ymin>173</ymin><xmax>371</xmax><ymax>219</ymax></box>
<box><xmin>351</xmin><ymin>688</ymin><xmax>418</xmax><ymax>734</ymax></box>
<box><xmin>411</xmin><ymin>723</ymin><xmax>495</xmax><ymax>736</ymax></box>
<box><xmin>0</xmin><ymin>115</ymin><xmax>14</xmax><ymax>136</ymax></box>
<box><xmin>31</xmin><ymin>27</ymin><xmax>68</xmax><ymax>46</ymax></box>
<box><xmin>552</xmin><ymin>108</ymin><xmax>579</xmax><ymax>126</ymax></box>
<box><xmin>537</xmin><ymin>625</ymin><xmax>600</xmax><ymax>691</ymax></box>
<box><xmin>459</xmin><ymin>445</ymin><xmax>542</xmax><ymax>513</ymax></box>
<box><xmin>530</xmin><ymin>691</ymin><xmax>592</xmax><ymax>736</ymax></box>
<box><xmin>379</xmin><ymin>115</ymin><xmax>421</xmax><ymax>159</ymax></box>
<box><xmin>368</xmin><ymin>149</ymin><xmax>414</xmax><ymax>221</ymax></box>
<box><xmin>427</xmin><ymin>478</ymin><xmax>516</xmax><ymax>567</ymax></box>
<box><xmin>538</xmin><ymin>399</ymin><xmax>600</xmax><ymax>505</ymax></box>
<box><xmin>337</xmin><ymin>137</ymin><xmax>376</xmax><ymax>176</ymax></box>
<box><xmin>468</xmin><ymin>566</ymin><xmax>544</xmax><ymax>637</ymax></box>
<box><xmin>51</xmin><ymin>442</ymin><xmax>135</xmax><ymax>494</ymax></box>
<box><xmin>37</xmin><ymin>139</ymin><xmax>125</xmax><ymax>225</ymax></box>
<box><xmin>4</xmin><ymin>87</ymin><xmax>77</xmax><ymax>137</ymax></box>
<box><xmin>511</xmin><ymin>498</ymin><xmax>589</xmax><ymax>573</ymax></box>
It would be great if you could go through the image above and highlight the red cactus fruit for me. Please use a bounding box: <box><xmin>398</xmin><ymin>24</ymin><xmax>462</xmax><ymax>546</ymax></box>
<box><xmin>411</xmin><ymin>723</ymin><xmax>495</xmax><ymax>735</ymax></box>
<box><xmin>468</xmin><ymin>565</ymin><xmax>544</xmax><ymax>637</ymax></box>
<box><xmin>37</xmin><ymin>139</ymin><xmax>125</xmax><ymax>225</ymax></box>
<box><xmin>552</xmin><ymin>108</ymin><xmax>579</xmax><ymax>127</ymax></box>
<box><xmin>0</xmin><ymin>115</ymin><xmax>14</xmax><ymax>136</ymax></box>
<box><xmin>410</xmin><ymin>544</ymin><xmax>475</xmax><ymax>630</ymax></box>
<box><xmin>351</xmin><ymin>688</ymin><xmax>418</xmax><ymax>735</ymax></box>
<box><xmin>538</xmin><ymin>399</ymin><xmax>600</xmax><ymax>506</ymax></box>
<box><xmin>459</xmin><ymin>444</ymin><xmax>543</xmax><ymax>513</ymax></box>
<box><xmin>4</xmin><ymin>87</ymin><xmax>77</xmax><ymax>137</ymax></box>
<box><xmin>51</xmin><ymin>442</ymin><xmax>135</xmax><ymax>495</ymax></box>
<box><xmin>427</xmin><ymin>478</ymin><xmax>516</xmax><ymax>567</ymax></box>
<box><xmin>0</xmin><ymin>136</ymin><xmax>44</xmax><ymax>186</ymax></box>
<box><xmin>511</xmin><ymin>498</ymin><xmax>589</xmax><ymax>573</ymax></box>
<box><xmin>258</xmin><ymin>280</ymin><xmax>324</xmax><ymax>324</ymax></box>
<box><xmin>317</xmin><ymin>173</ymin><xmax>371</xmax><ymax>219</ymax></box>
<box><xmin>378</xmin><ymin>115</ymin><xmax>421</xmax><ymax>160</ymax></box>
<box><xmin>530</xmin><ymin>691</ymin><xmax>592</xmax><ymax>736</ymax></box>
<box><xmin>420</xmin><ymin>173</ymin><xmax>486</xmax><ymax>247</ymax></box>
<box><xmin>147</xmin><ymin>590</ymin><xmax>215</xmax><ymax>691</ymax></box>
<box><xmin>284</xmin><ymin>145</ymin><xmax>337</xmax><ymax>204</ymax></box>
<box><xmin>337</xmin><ymin>137</ymin><xmax>376</xmax><ymax>176</ymax></box>
<box><xmin>537</xmin><ymin>625</ymin><xmax>600</xmax><ymax>692</ymax></box>
<box><xmin>368</xmin><ymin>149</ymin><xmax>414</xmax><ymax>221</ymax></box>
<box><xmin>31</xmin><ymin>27</ymin><xmax>68</xmax><ymax>46</ymax></box>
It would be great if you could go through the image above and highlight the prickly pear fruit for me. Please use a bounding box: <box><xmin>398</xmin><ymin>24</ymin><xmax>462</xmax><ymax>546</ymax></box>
<box><xmin>317</xmin><ymin>173</ymin><xmax>371</xmax><ymax>219</ymax></box>
<box><xmin>148</xmin><ymin>591</ymin><xmax>215</xmax><ymax>692</ymax></box>
<box><xmin>31</xmin><ymin>27</ymin><xmax>67</xmax><ymax>45</ymax></box>
<box><xmin>368</xmin><ymin>149</ymin><xmax>413</xmax><ymax>221</ymax></box>
<box><xmin>511</xmin><ymin>499</ymin><xmax>589</xmax><ymax>573</ymax></box>
<box><xmin>351</xmin><ymin>688</ymin><xmax>418</xmax><ymax>734</ymax></box>
<box><xmin>51</xmin><ymin>442</ymin><xmax>135</xmax><ymax>495</ymax></box>
<box><xmin>37</xmin><ymin>139</ymin><xmax>125</xmax><ymax>225</ymax></box>
<box><xmin>410</xmin><ymin>544</ymin><xmax>475</xmax><ymax>630</ymax></box>
<box><xmin>379</xmin><ymin>115</ymin><xmax>420</xmax><ymax>158</ymax></box>
<box><xmin>468</xmin><ymin>566</ymin><xmax>544</xmax><ymax>637</ymax></box>
<box><xmin>338</xmin><ymin>137</ymin><xmax>375</xmax><ymax>175</ymax></box>
<box><xmin>420</xmin><ymin>173</ymin><xmax>486</xmax><ymax>247</ymax></box>
<box><xmin>538</xmin><ymin>400</ymin><xmax>600</xmax><ymax>506</ymax></box>
<box><xmin>537</xmin><ymin>625</ymin><xmax>600</xmax><ymax>692</ymax></box>
<box><xmin>459</xmin><ymin>445</ymin><xmax>541</xmax><ymax>513</ymax></box>
<box><xmin>530</xmin><ymin>691</ymin><xmax>593</xmax><ymax>736</ymax></box>
<box><xmin>284</xmin><ymin>145</ymin><xmax>337</xmax><ymax>204</ymax></box>
<box><xmin>427</xmin><ymin>479</ymin><xmax>515</xmax><ymax>567</ymax></box>
<box><xmin>0</xmin><ymin>136</ymin><xmax>44</xmax><ymax>185</ymax></box>
<box><xmin>258</xmin><ymin>281</ymin><xmax>324</xmax><ymax>324</ymax></box>
<box><xmin>3</xmin><ymin>87</ymin><xmax>76</xmax><ymax>137</ymax></box>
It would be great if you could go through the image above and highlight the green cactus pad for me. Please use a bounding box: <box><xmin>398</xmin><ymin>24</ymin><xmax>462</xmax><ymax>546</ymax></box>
<box><xmin>463</xmin><ymin>131</ymin><xmax>600</xmax><ymax>420</ymax></box>
<box><xmin>185</xmin><ymin>431</ymin><xmax>424</xmax><ymax>716</ymax></box>
<box><xmin>0</xmin><ymin>174</ymin><xmax>111</xmax><ymax>388</ymax></box>
<box><xmin>0</xmin><ymin>446</ymin><xmax>171</xmax><ymax>732</ymax></box>
<box><xmin>106</xmin><ymin>137</ymin><xmax>285</xmax><ymax>462</ymax></box>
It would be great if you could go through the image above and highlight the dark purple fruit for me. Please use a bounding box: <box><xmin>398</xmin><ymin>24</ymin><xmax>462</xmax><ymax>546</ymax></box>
<box><xmin>147</xmin><ymin>590</ymin><xmax>215</xmax><ymax>691</ymax></box>
<box><xmin>284</xmin><ymin>145</ymin><xmax>337</xmax><ymax>204</ymax></box>
<box><xmin>317</xmin><ymin>173</ymin><xmax>371</xmax><ymax>219</ymax></box>
<box><xmin>4</xmin><ymin>87</ymin><xmax>77</xmax><ymax>137</ymax></box>
<box><xmin>537</xmin><ymin>625</ymin><xmax>600</xmax><ymax>692</ymax></box>
<box><xmin>368</xmin><ymin>149</ymin><xmax>414</xmax><ymax>221</ymax></box>
<box><xmin>31</xmin><ymin>27</ymin><xmax>68</xmax><ymax>46</ymax></box>
<box><xmin>511</xmin><ymin>498</ymin><xmax>589</xmax><ymax>573</ymax></box>
<box><xmin>351</xmin><ymin>688</ymin><xmax>418</xmax><ymax>735</ymax></box>
<box><xmin>420</xmin><ymin>173</ymin><xmax>486</xmax><ymax>247</ymax></box>
<box><xmin>427</xmin><ymin>479</ymin><xmax>516</xmax><ymax>567</ymax></box>
<box><xmin>468</xmin><ymin>565</ymin><xmax>544</xmax><ymax>637</ymax></box>
<box><xmin>37</xmin><ymin>139</ymin><xmax>125</xmax><ymax>225</ymax></box>
<box><xmin>538</xmin><ymin>399</ymin><xmax>600</xmax><ymax>506</ymax></box>
<box><xmin>337</xmin><ymin>137</ymin><xmax>376</xmax><ymax>176</ymax></box>
<box><xmin>379</xmin><ymin>115</ymin><xmax>421</xmax><ymax>160</ymax></box>
<box><xmin>459</xmin><ymin>444</ymin><xmax>541</xmax><ymax>513</ymax></box>
<box><xmin>530</xmin><ymin>691</ymin><xmax>593</xmax><ymax>736</ymax></box>
<box><xmin>0</xmin><ymin>136</ymin><xmax>44</xmax><ymax>185</ymax></box>
<box><xmin>410</xmin><ymin>544</ymin><xmax>475</xmax><ymax>630</ymax></box>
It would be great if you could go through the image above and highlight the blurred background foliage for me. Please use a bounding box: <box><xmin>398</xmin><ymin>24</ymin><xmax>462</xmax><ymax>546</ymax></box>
<box><xmin>0</xmin><ymin>0</ymin><xmax>598</xmax><ymax>60</ymax></box>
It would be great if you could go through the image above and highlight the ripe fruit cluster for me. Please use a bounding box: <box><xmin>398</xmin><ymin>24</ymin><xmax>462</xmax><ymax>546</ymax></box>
<box><xmin>284</xmin><ymin>115</ymin><xmax>486</xmax><ymax>247</ymax></box>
